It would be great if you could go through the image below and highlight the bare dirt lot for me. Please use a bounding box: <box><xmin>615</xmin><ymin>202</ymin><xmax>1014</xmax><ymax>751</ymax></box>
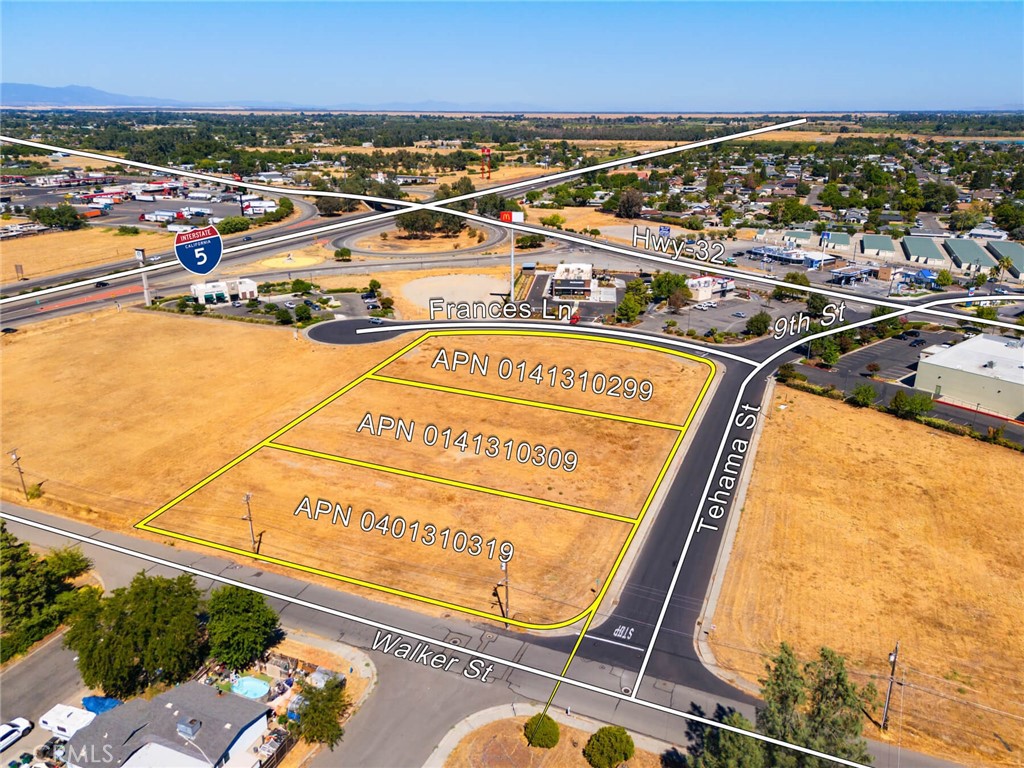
<box><xmin>710</xmin><ymin>388</ymin><xmax>1024</xmax><ymax>767</ymax></box>
<box><xmin>353</xmin><ymin>226</ymin><xmax>483</xmax><ymax>254</ymax></box>
<box><xmin>445</xmin><ymin>717</ymin><xmax>663</xmax><ymax>768</ymax></box>
<box><xmin>380</xmin><ymin>332</ymin><xmax>712</xmax><ymax>424</ymax></box>
<box><xmin>0</xmin><ymin>226</ymin><xmax>173</xmax><ymax>280</ymax></box>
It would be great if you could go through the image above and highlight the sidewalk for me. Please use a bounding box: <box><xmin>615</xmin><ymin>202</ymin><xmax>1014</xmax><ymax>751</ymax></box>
<box><xmin>422</xmin><ymin>702</ymin><xmax>685</xmax><ymax>767</ymax></box>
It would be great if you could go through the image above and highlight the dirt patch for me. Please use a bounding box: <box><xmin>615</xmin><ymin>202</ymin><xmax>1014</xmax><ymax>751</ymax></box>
<box><xmin>710</xmin><ymin>389</ymin><xmax>1024</xmax><ymax>766</ymax></box>
<box><xmin>402</xmin><ymin>274</ymin><xmax>509</xmax><ymax>309</ymax></box>
<box><xmin>445</xmin><ymin>717</ymin><xmax>664</xmax><ymax>768</ymax></box>
<box><xmin>1</xmin><ymin>226</ymin><xmax>174</xmax><ymax>281</ymax></box>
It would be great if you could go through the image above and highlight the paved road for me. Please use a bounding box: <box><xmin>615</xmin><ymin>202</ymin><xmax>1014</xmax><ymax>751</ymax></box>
<box><xmin>0</xmin><ymin>630</ymin><xmax>84</xmax><ymax>764</ymax></box>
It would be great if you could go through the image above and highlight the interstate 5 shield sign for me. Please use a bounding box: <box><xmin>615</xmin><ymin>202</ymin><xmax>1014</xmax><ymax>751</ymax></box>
<box><xmin>174</xmin><ymin>225</ymin><xmax>223</xmax><ymax>275</ymax></box>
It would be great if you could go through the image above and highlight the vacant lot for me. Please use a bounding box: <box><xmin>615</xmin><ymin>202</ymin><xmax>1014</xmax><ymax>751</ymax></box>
<box><xmin>710</xmin><ymin>388</ymin><xmax>1024</xmax><ymax>766</ymax></box>
<box><xmin>146</xmin><ymin>446</ymin><xmax>631</xmax><ymax>627</ymax></box>
<box><xmin>0</xmin><ymin>310</ymin><xmax>416</xmax><ymax>529</ymax></box>
<box><xmin>445</xmin><ymin>716</ymin><xmax>663</xmax><ymax>768</ymax></box>
<box><xmin>0</xmin><ymin>226</ymin><xmax>173</xmax><ymax>280</ymax></box>
<box><xmin>353</xmin><ymin>226</ymin><xmax>483</xmax><ymax>254</ymax></box>
<box><xmin>279</xmin><ymin>377</ymin><xmax>679</xmax><ymax>516</ymax></box>
<box><xmin>380</xmin><ymin>332</ymin><xmax>711</xmax><ymax>424</ymax></box>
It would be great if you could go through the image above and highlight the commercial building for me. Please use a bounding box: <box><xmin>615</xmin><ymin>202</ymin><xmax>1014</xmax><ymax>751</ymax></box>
<box><xmin>551</xmin><ymin>263</ymin><xmax>593</xmax><ymax>298</ymax></box>
<box><xmin>190</xmin><ymin>278</ymin><xmax>259</xmax><ymax>304</ymax></box>
<box><xmin>943</xmin><ymin>238</ymin><xmax>997</xmax><ymax>272</ymax></box>
<box><xmin>687</xmin><ymin>276</ymin><xmax>736</xmax><ymax>301</ymax></box>
<box><xmin>902</xmin><ymin>236</ymin><xmax>946</xmax><ymax>266</ymax></box>
<box><xmin>914</xmin><ymin>334</ymin><xmax>1024</xmax><ymax>419</ymax></box>
<box><xmin>66</xmin><ymin>682</ymin><xmax>270</xmax><ymax>768</ymax></box>
<box><xmin>986</xmin><ymin>240</ymin><xmax>1024</xmax><ymax>279</ymax></box>
<box><xmin>819</xmin><ymin>231</ymin><xmax>852</xmax><ymax>252</ymax></box>
<box><xmin>861</xmin><ymin>234</ymin><xmax>896</xmax><ymax>258</ymax></box>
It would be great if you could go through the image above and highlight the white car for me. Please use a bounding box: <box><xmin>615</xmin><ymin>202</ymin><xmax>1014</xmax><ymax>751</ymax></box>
<box><xmin>0</xmin><ymin>718</ymin><xmax>32</xmax><ymax>752</ymax></box>
<box><xmin>284</xmin><ymin>301</ymin><xmax>296</xmax><ymax>309</ymax></box>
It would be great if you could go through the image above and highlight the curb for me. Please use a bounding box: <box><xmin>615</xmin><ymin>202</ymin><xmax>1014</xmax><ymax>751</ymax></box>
<box><xmin>423</xmin><ymin>703</ymin><xmax>684</xmax><ymax>767</ymax></box>
<box><xmin>693</xmin><ymin>376</ymin><xmax>775</xmax><ymax>697</ymax></box>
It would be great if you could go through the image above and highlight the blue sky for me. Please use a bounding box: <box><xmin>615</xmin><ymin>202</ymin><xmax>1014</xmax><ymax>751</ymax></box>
<box><xmin>2</xmin><ymin>1</ymin><xmax>1022</xmax><ymax>111</ymax></box>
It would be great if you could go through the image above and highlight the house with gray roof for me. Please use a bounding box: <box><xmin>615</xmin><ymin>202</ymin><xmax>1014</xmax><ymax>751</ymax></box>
<box><xmin>65</xmin><ymin>682</ymin><xmax>270</xmax><ymax>768</ymax></box>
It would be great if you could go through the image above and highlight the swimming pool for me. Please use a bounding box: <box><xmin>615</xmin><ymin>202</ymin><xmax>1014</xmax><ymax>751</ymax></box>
<box><xmin>232</xmin><ymin>676</ymin><xmax>271</xmax><ymax>699</ymax></box>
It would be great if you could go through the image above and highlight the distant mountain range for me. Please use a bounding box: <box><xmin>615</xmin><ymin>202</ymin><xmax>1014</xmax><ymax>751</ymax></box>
<box><xmin>0</xmin><ymin>82</ymin><xmax>543</xmax><ymax>111</ymax></box>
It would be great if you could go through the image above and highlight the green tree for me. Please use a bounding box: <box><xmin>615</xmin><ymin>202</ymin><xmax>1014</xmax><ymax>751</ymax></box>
<box><xmin>625</xmin><ymin>278</ymin><xmax>650</xmax><ymax>303</ymax></box>
<box><xmin>368</xmin><ymin>279</ymin><xmax>381</xmax><ymax>293</ymax></box>
<box><xmin>849</xmin><ymin>383</ymin><xmax>878</xmax><ymax>408</ymax></box>
<box><xmin>523</xmin><ymin>712</ymin><xmax>559</xmax><ymax>748</ymax></box>
<box><xmin>333</xmin><ymin>247</ymin><xmax>352</xmax><ymax>262</ymax></box>
<box><xmin>818</xmin><ymin>336</ymin><xmax>841</xmax><ymax>367</ymax></box>
<box><xmin>583</xmin><ymin>726</ymin><xmax>635</xmax><ymax>768</ymax></box>
<box><xmin>616</xmin><ymin>187</ymin><xmax>645</xmax><ymax>219</ymax></box>
<box><xmin>275</xmin><ymin>307</ymin><xmax>293</xmax><ymax>324</ymax></box>
<box><xmin>804</xmin><ymin>648</ymin><xmax>875</xmax><ymax>765</ymax></box>
<box><xmin>207</xmin><ymin>585</ymin><xmax>281</xmax><ymax>671</ymax></box>
<box><xmin>805</xmin><ymin>293</ymin><xmax>829</xmax><ymax>317</ymax></box>
<box><xmin>615</xmin><ymin>293</ymin><xmax>643</xmax><ymax>323</ymax></box>
<box><xmin>176</xmin><ymin>297</ymin><xmax>190</xmax><ymax>312</ymax></box>
<box><xmin>935</xmin><ymin>269</ymin><xmax>954</xmax><ymax>287</ymax></box>
<box><xmin>539</xmin><ymin>213</ymin><xmax>566</xmax><ymax>228</ymax></box>
<box><xmin>745</xmin><ymin>311</ymin><xmax>773</xmax><ymax>336</ymax></box>
<box><xmin>651</xmin><ymin>272</ymin><xmax>689</xmax><ymax>301</ymax></box>
<box><xmin>888</xmin><ymin>390</ymin><xmax>934</xmax><ymax>420</ymax></box>
<box><xmin>395</xmin><ymin>209</ymin><xmax>436</xmax><ymax>237</ymax></box>
<box><xmin>975</xmin><ymin>305</ymin><xmax>998</xmax><ymax>321</ymax></box>
<box><xmin>992</xmin><ymin>202</ymin><xmax>1024</xmax><ymax>233</ymax></box>
<box><xmin>293</xmin><ymin>678</ymin><xmax>350</xmax><ymax>750</ymax></box>
<box><xmin>772</xmin><ymin>272</ymin><xmax>811</xmax><ymax>301</ymax></box>
<box><xmin>515</xmin><ymin>234</ymin><xmax>545</xmax><ymax>249</ymax></box>
<box><xmin>691</xmin><ymin>711</ymin><xmax>765</xmax><ymax>768</ymax></box>
<box><xmin>757</xmin><ymin>643</ymin><xmax>807</xmax><ymax>767</ymax></box>
<box><xmin>819</xmin><ymin>183</ymin><xmax>845</xmax><ymax>210</ymax></box>
<box><xmin>0</xmin><ymin>523</ymin><xmax>92</xmax><ymax>662</ymax></box>
<box><xmin>870</xmin><ymin>305</ymin><xmax>898</xmax><ymax>334</ymax></box>
<box><xmin>31</xmin><ymin>202</ymin><xmax>85</xmax><ymax>230</ymax></box>
<box><xmin>314</xmin><ymin>196</ymin><xmax>346</xmax><ymax>216</ymax></box>
<box><xmin>668</xmin><ymin>286</ymin><xmax>693</xmax><ymax>313</ymax></box>
<box><xmin>218</xmin><ymin>216</ymin><xmax>251</xmax><ymax>234</ymax></box>
<box><xmin>294</xmin><ymin>304</ymin><xmax>313</xmax><ymax>322</ymax></box>
<box><xmin>64</xmin><ymin>572</ymin><xmax>204</xmax><ymax>698</ymax></box>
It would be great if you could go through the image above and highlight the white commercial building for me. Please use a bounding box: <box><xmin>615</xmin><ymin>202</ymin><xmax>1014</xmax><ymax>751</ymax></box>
<box><xmin>914</xmin><ymin>334</ymin><xmax>1024</xmax><ymax>419</ymax></box>
<box><xmin>190</xmin><ymin>278</ymin><xmax>259</xmax><ymax>304</ymax></box>
<box><xmin>552</xmin><ymin>263</ymin><xmax>594</xmax><ymax>298</ymax></box>
<box><xmin>687</xmin><ymin>276</ymin><xmax>736</xmax><ymax>302</ymax></box>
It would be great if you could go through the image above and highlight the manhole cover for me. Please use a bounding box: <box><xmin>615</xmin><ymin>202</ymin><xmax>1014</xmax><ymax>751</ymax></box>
<box><xmin>621</xmin><ymin>686</ymin><xmax>632</xmax><ymax>695</ymax></box>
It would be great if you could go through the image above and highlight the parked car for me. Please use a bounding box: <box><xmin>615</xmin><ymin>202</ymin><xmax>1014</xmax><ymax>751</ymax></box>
<box><xmin>284</xmin><ymin>301</ymin><xmax>296</xmax><ymax>309</ymax></box>
<box><xmin>994</xmin><ymin>287</ymin><xmax>1009</xmax><ymax>295</ymax></box>
<box><xmin>732</xmin><ymin>312</ymin><xmax>746</xmax><ymax>318</ymax></box>
<box><xmin>0</xmin><ymin>718</ymin><xmax>32</xmax><ymax>752</ymax></box>
<box><xmin>231</xmin><ymin>300</ymin><xmax>243</xmax><ymax>307</ymax></box>
<box><xmin>909</xmin><ymin>338</ymin><xmax>927</xmax><ymax>347</ymax></box>
<box><xmin>369</xmin><ymin>317</ymin><xmax>385</xmax><ymax>325</ymax></box>
<box><xmin>360</xmin><ymin>291</ymin><xmax>377</xmax><ymax>300</ymax></box>
<box><xmin>905</xmin><ymin>330</ymin><xmax>921</xmax><ymax>337</ymax></box>
<box><xmin>895</xmin><ymin>332</ymin><xmax>909</xmax><ymax>340</ymax></box>
<box><xmin>37</xmin><ymin>736</ymin><xmax>67</xmax><ymax>760</ymax></box>
<box><xmin>365</xmin><ymin>303</ymin><xmax>380</xmax><ymax>310</ymax></box>
<box><xmin>303</xmin><ymin>299</ymin><xmax>317</xmax><ymax>307</ymax></box>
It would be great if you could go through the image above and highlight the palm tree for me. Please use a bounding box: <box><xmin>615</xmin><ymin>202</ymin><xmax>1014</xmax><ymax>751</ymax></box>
<box><xmin>997</xmin><ymin>256</ymin><xmax>1013</xmax><ymax>283</ymax></box>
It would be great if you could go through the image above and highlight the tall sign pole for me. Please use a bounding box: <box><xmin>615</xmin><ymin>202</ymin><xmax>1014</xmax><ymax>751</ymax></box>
<box><xmin>499</xmin><ymin>211</ymin><xmax>525</xmax><ymax>301</ymax></box>
<box><xmin>135</xmin><ymin>248</ymin><xmax>151</xmax><ymax>306</ymax></box>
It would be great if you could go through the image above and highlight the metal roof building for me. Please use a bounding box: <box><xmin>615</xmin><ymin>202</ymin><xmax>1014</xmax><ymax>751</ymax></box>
<box><xmin>915</xmin><ymin>334</ymin><xmax>1024</xmax><ymax>419</ymax></box>
<box><xmin>783</xmin><ymin>229</ymin><xmax>813</xmax><ymax>243</ymax></box>
<box><xmin>862</xmin><ymin>234</ymin><xmax>896</xmax><ymax>256</ymax></box>
<box><xmin>986</xmin><ymin>240</ymin><xmax>1024</xmax><ymax>278</ymax></box>
<box><xmin>819</xmin><ymin>232</ymin><xmax>851</xmax><ymax>250</ymax></box>
<box><xmin>943</xmin><ymin>238</ymin><xmax>997</xmax><ymax>270</ymax></box>
<box><xmin>902</xmin><ymin>236</ymin><xmax>945</xmax><ymax>265</ymax></box>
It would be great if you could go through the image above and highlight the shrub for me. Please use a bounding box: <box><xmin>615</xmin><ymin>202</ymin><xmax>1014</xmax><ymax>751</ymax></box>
<box><xmin>334</xmin><ymin>247</ymin><xmax>352</xmax><ymax>261</ymax></box>
<box><xmin>275</xmin><ymin>308</ymin><xmax>293</xmax><ymax>325</ymax></box>
<box><xmin>116</xmin><ymin>225</ymin><xmax>140</xmax><ymax>235</ymax></box>
<box><xmin>523</xmin><ymin>713</ymin><xmax>559</xmax><ymax>749</ymax></box>
<box><xmin>583</xmin><ymin>726</ymin><xmax>634</xmax><ymax>768</ymax></box>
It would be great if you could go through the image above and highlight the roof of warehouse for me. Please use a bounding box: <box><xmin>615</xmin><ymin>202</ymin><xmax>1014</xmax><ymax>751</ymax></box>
<box><xmin>862</xmin><ymin>234</ymin><xmax>895</xmax><ymax>252</ymax></box>
<box><xmin>902</xmin><ymin>236</ymin><xmax>944</xmax><ymax>260</ymax></box>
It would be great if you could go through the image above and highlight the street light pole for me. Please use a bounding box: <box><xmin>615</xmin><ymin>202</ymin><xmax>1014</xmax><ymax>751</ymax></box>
<box><xmin>9</xmin><ymin>449</ymin><xmax>29</xmax><ymax>501</ymax></box>
<box><xmin>242</xmin><ymin>492</ymin><xmax>256</xmax><ymax>552</ymax></box>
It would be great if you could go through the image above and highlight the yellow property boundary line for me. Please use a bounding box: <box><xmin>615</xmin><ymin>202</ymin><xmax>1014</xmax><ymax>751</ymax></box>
<box><xmin>136</xmin><ymin>329</ymin><xmax>716</xmax><ymax>631</ymax></box>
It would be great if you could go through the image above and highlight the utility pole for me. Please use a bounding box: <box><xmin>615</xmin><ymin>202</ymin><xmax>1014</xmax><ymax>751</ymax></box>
<box><xmin>881</xmin><ymin>640</ymin><xmax>900</xmax><ymax>730</ymax></box>
<box><xmin>496</xmin><ymin>561</ymin><xmax>510</xmax><ymax>629</ymax></box>
<box><xmin>242</xmin><ymin>492</ymin><xmax>257</xmax><ymax>553</ymax></box>
<box><xmin>9</xmin><ymin>449</ymin><xmax>28</xmax><ymax>501</ymax></box>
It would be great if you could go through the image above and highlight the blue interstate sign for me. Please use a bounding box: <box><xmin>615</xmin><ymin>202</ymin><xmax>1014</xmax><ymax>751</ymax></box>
<box><xmin>658</xmin><ymin>225</ymin><xmax>671</xmax><ymax>238</ymax></box>
<box><xmin>174</xmin><ymin>225</ymin><xmax>223</xmax><ymax>275</ymax></box>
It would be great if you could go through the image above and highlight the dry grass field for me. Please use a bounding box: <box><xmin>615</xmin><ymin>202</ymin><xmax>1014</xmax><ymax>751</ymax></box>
<box><xmin>445</xmin><ymin>716</ymin><xmax>664</xmax><ymax>768</ymax></box>
<box><xmin>380</xmin><ymin>333</ymin><xmax>710</xmax><ymax>424</ymax></box>
<box><xmin>145</xmin><ymin>446</ymin><xmax>631</xmax><ymax>626</ymax></box>
<box><xmin>352</xmin><ymin>226</ymin><xmax>483</xmax><ymax>253</ymax></box>
<box><xmin>2</xmin><ymin>310</ymin><xmax>709</xmax><ymax>629</ymax></box>
<box><xmin>0</xmin><ymin>226</ymin><xmax>173</xmax><ymax>280</ymax></box>
<box><xmin>278</xmin><ymin>377</ymin><xmax>679</xmax><ymax>516</ymax></box>
<box><xmin>710</xmin><ymin>389</ymin><xmax>1024</xmax><ymax>767</ymax></box>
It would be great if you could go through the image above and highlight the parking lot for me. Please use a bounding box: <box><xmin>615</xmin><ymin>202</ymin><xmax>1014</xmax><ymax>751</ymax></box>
<box><xmin>834</xmin><ymin>329</ymin><xmax>964</xmax><ymax>385</ymax></box>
